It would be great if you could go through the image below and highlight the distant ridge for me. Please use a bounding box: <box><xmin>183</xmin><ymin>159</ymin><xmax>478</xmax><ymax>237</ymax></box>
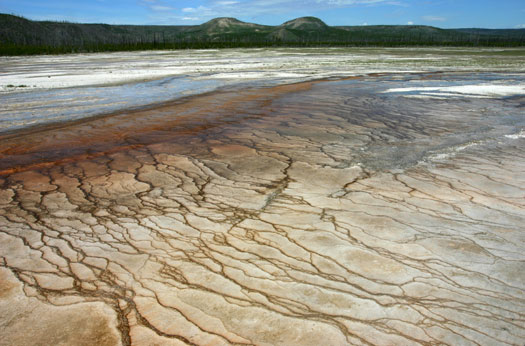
<box><xmin>199</xmin><ymin>17</ymin><xmax>268</xmax><ymax>33</ymax></box>
<box><xmin>1</xmin><ymin>13</ymin><xmax>524</xmax><ymax>55</ymax></box>
<box><xmin>281</xmin><ymin>17</ymin><xmax>328</xmax><ymax>30</ymax></box>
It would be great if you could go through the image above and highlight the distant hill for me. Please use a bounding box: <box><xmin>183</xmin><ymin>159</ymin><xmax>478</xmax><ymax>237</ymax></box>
<box><xmin>198</xmin><ymin>17</ymin><xmax>269</xmax><ymax>33</ymax></box>
<box><xmin>1</xmin><ymin>14</ymin><xmax>524</xmax><ymax>55</ymax></box>
<box><xmin>281</xmin><ymin>17</ymin><xmax>328</xmax><ymax>30</ymax></box>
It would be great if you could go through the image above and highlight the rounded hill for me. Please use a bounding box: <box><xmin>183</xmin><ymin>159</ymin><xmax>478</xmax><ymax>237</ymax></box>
<box><xmin>280</xmin><ymin>17</ymin><xmax>328</xmax><ymax>30</ymax></box>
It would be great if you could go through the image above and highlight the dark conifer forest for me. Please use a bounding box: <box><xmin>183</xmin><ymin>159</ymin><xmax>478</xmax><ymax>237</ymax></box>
<box><xmin>1</xmin><ymin>14</ymin><xmax>524</xmax><ymax>55</ymax></box>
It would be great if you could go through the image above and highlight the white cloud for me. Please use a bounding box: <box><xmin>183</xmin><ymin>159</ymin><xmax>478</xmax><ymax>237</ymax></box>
<box><xmin>319</xmin><ymin>0</ymin><xmax>398</xmax><ymax>4</ymax></box>
<box><xmin>422</xmin><ymin>15</ymin><xmax>446</xmax><ymax>22</ymax></box>
<box><xmin>151</xmin><ymin>5</ymin><xmax>175</xmax><ymax>11</ymax></box>
<box><xmin>407</xmin><ymin>21</ymin><xmax>413</xmax><ymax>25</ymax></box>
<box><xmin>216</xmin><ymin>1</ymin><xmax>240</xmax><ymax>5</ymax></box>
<box><xmin>515</xmin><ymin>24</ymin><xmax>525</xmax><ymax>29</ymax></box>
<box><xmin>140</xmin><ymin>0</ymin><xmax>176</xmax><ymax>13</ymax></box>
<box><xmin>145</xmin><ymin>0</ymin><xmax>406</xmax><ymax>24</ymax></box>
<box><xmin>182</xmin><ymin>6</ymin><xmax>210</xmax><ymax>13</ymax></box>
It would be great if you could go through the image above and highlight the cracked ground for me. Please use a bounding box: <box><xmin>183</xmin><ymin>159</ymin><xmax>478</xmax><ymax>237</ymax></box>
<box><xmin>0</xmin><ymin>74</ymin><xmax>524</xmax><ymax>345</ymax></box>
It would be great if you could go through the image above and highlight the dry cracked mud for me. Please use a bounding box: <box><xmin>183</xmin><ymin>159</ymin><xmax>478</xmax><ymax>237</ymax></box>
<box><xmin>0</xmin><ymin>73</ymin><xmax>524</xmax><ymax>345</ymax></box>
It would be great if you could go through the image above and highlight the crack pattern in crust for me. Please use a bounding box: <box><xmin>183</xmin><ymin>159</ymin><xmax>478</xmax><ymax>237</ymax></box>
<box><xmin>0</xmin><ymin>74</ymin><xmax>524</xmax><ymax>345</ymax></box>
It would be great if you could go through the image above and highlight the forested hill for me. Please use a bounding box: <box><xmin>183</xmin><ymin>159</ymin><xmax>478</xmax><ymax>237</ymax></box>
<box><xmin>1</xmin><ymin>14</ymin><xmax>524</xmax><ymax>55</ymax></box>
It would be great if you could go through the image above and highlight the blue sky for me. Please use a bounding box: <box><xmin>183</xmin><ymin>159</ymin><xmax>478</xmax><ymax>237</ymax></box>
<box><xmin>1</xmin><ymin>0</ymin><xmax>524</xmax><ymax>28</ymax></box>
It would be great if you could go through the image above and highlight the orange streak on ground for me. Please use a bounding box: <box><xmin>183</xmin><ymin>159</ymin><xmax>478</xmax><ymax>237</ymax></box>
<box><xmin>0</xmin><ymin>80</ymin><xmax>324</xmax><ymax>176</ymax></box>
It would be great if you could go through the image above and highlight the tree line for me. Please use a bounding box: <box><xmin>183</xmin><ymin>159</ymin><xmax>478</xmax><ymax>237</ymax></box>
<box><xmin>1</xmin><ymin>14</ymin><xmax>524</xmax><ymax>55</ymax></box>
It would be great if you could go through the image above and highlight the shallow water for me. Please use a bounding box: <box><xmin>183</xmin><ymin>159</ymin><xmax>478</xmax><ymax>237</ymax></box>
<box><xmin>0</xmin><ymin>71</ymin><xmax>524</xmax><ymax>345</ymax></box>
<box><xmin>0</xmin><ymin>76</ymin><xmax>232</xmax><ymax>132</ymax></box>
<box><xmin>2</xmin><ymin>47</ymin><xmax>524</xmax><ymax>134</ymax></box>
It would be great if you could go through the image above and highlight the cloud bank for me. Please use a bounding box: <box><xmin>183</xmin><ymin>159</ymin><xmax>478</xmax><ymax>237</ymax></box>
<box><xmin>141</xmin><ymin>0</ymin><xmax>404</xmax><ymax>24</ymax></box>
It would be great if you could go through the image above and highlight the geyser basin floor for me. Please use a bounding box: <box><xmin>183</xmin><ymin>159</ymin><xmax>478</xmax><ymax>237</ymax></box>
<box><xmin>2</xmin><ymin>47</ymin><xmax>525</xmax><ymax>133</ymax></box>
<box><xmin>0</xmin><ymin>72</ymin><xmax>524</xmax><ymax>346</ymax></box>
